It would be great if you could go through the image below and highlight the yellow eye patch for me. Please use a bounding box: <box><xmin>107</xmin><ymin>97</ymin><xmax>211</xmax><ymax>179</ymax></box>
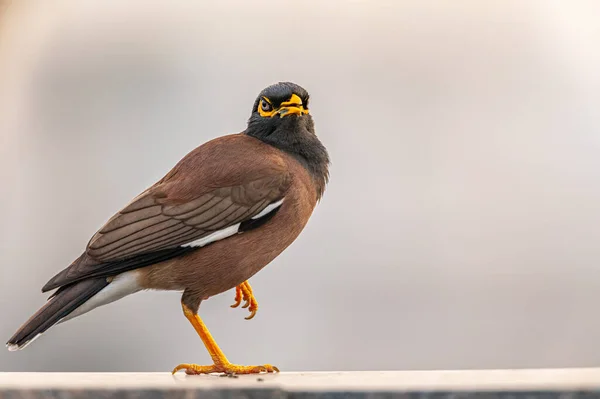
<box><xmin>258</xmin><ymin>97</ymin><xmax>276</xmax><ymax>117</ymax></box>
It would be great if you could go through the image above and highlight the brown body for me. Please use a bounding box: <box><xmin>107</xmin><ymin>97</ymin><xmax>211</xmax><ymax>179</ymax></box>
<box><xmin>140</xmin><ymin>135</ymin><xmax>318</xmax><ymax>308</ymax></box>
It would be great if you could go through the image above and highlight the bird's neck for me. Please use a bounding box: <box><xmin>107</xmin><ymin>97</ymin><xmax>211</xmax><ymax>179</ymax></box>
<box><xmin>283</xmin><ymin>135</ymin><xmax>330</xmax><ymax>202</ymax></box>
<box><xmin>246</xmin><ymin>125</ymin><xmax>329</xmax><ymax>201</ymax></box>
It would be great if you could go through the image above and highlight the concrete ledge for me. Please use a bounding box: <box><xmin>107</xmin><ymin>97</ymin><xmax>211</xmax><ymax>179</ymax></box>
<box><xmin>1</xmin><ymin>369</ymin><xmax>599</xmax><ymax>398</ymax></box>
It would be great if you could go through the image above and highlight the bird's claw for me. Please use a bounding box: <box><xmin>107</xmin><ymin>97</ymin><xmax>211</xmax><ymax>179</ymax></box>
<box><xmin>230</xmin><ymin>281</ymin><xmax>258</xmax><ymax>320</ymax></box>
<box><xmin>230</xmin><ymin>286</ymin><xmax>243</xmax><ymax>308</ymax></box>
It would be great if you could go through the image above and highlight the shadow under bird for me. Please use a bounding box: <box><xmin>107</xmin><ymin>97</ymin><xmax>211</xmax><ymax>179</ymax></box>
<box><xmin>7</xmin><ymin>82</ymin><xmax>329</xmax><ymax>375</ymax></box>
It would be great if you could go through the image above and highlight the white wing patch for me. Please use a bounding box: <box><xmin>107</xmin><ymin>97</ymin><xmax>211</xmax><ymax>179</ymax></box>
<box><xmin>181</xmin><ymin>223</ymin><xmax>241</xmax><ymax>248</ymax></box>
<box><xmin>251</xmin><ymin>198</ymin><xmax>284</xmax><ymax>220</ymax></box>
<box><xmin>181</xmin><ymin>198</ymin><xmax>284</xmax><ymax>248</ymax></box>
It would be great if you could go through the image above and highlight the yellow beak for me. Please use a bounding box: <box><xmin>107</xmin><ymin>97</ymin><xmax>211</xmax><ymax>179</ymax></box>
<box><xmin>277</xmin><ymin>94</ymin><xmax>309</xmax><ymax>118</ymax></box>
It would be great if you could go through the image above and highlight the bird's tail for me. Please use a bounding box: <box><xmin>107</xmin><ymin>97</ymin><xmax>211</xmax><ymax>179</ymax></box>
<box><xmin>6</xmin><ymin>277</ymin><xmax>108</xmax><ymax>351</ymax></box>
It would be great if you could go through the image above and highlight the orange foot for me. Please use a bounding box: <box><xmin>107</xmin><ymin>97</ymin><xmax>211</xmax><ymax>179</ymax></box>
<box><xmin>230</xmin><ymin>281</ymin><xmax>258</xmax><ymax>320</ymax></box>
<box><xmin>172</xmin><ymin>362</ymin><xmax>279</xmax><ymax>375</ymax></box>
<box><xmin>172</xmin><ymin>301</ymin><xmax>279</xmax><ymax>376</ymax></box>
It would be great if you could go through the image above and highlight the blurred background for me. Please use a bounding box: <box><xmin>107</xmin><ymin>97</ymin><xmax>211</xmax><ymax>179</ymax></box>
<box><xmin>1</xmin><ymin>0</ymin><xmax>600</xmax><ymax>372</ymax></box>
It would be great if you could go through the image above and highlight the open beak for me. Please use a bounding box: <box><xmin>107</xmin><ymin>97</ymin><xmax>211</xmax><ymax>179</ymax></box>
<box><xmin>277</xmin><ymin>94</ymin><xmax>309</xmax><ymax>118</ymax></box>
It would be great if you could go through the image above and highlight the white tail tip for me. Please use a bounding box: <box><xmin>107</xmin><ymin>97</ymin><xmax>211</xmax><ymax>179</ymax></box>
<box><xmin>6</xmin><ymin>343</ymin><xmax>19</xmax><ymax>351</ymax></box>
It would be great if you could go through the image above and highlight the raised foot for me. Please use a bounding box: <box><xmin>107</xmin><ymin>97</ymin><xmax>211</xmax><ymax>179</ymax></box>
<box><xmin>231</xmin><ymin>281</ymin><xmax>258</xmax><ymax>320</ymax></box>
<box><xmin>172</xmin><ymin>362</ymin><xmax>279</xmax><ymax>375</ymax></box>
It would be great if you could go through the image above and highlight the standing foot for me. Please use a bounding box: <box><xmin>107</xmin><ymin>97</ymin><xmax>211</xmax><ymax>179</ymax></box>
<box><xmin>172</xmin><ymin>362</ymin><xmax>279</xmax><ymax>375</ymax></box>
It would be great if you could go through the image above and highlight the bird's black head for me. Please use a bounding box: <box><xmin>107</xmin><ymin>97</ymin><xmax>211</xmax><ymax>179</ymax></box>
<box><xmin>247</xmin><ymin>82</ymin><xmax>312</xmax><ymax>138</ymax></box>
<box><xmin>246</xmin><ymin>82</ymin><xmax>329</xmax><ymax>199</ymax></box>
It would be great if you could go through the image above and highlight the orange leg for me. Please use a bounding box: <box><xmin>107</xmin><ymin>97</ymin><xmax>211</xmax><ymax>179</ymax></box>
<box><xmin>172</xmin><ymin>302</ymin><xmax>278</xmax><ymax>375</ymax></box>
<box><xmin>230</xmin><ymin>281</ymin><xmax>258</xmax><ymax>320</ymax></box>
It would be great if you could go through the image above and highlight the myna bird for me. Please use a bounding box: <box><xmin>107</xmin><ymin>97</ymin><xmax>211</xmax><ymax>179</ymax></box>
<box><xmin>6</xmin><ymin>82</ymin><xmax>329</xmax><ymax>375</ymax></box>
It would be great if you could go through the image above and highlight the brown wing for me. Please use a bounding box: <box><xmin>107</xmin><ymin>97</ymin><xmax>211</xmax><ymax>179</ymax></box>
<box><xmin>41</xmin><ymin>134</ymin><xmax>291</xmax><ymax>292</ymax></box>
<box><xmin>86</xmin><ymin>175</ymin><xmax>284</xmax><ymax>262</ymax></box>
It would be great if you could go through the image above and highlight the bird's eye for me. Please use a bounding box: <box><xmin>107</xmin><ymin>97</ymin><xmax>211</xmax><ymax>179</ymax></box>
<box><xmin>260</xmin><ymin>100</ymin><xmax>273</xmax><ymax>113</ymax></box>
